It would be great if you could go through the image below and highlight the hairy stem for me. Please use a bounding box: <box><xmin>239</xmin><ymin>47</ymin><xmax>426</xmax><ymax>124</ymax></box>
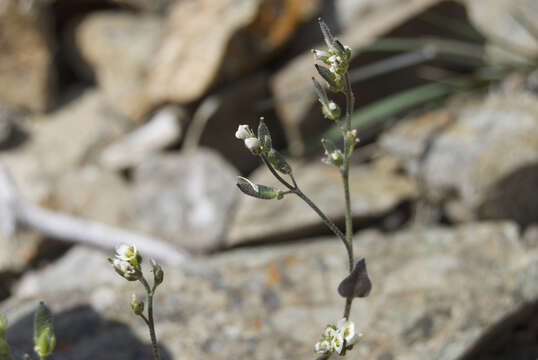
<box><xmin>260</xmin><ymin>155</ymin><xmax>351</xmax><ymax>255</ymax></box>
<box><xmin>140</xmin><ymin>277</ymin><xmax>161</xmax><ymax>360</ymax></box>
<box><xmin>341</xmin><ymin>72</ymin><xmax>356</xmax><ymax>319</ymax></box>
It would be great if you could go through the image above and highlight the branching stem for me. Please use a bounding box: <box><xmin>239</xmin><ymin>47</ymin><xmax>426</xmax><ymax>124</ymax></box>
<box><xmin>139</xmin><ymin>276</ymin><xmax>161</xmax><ymax>360</ymax></box>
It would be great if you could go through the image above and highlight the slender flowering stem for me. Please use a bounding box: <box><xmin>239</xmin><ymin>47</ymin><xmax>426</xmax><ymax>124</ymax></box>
<box><xmin>341</xmin><ymin>71</ymin><xmax>356</xmax><ymax>320</ymax></box>
<box><xmin>139</xmin><ymin>276</ymin><xmax>161</xmax><ymax>360</ymax></box>
<box><xmin>260</xmin><ymin>155</ymin><xmax>352</xmax><ymax>257</ymax></box>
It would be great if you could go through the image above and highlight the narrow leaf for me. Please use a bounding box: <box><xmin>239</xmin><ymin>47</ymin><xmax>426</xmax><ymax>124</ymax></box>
<box><xmin>338</xmin><ymin>258</ymin><xmax>372</xmax><ymax>298</ymax></box>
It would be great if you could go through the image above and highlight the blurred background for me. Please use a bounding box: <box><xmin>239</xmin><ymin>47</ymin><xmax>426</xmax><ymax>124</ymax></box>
<box><xmin>0</xmin><ymin>0</ymin><xmax>538</xmax><ymax>358</ymax></box>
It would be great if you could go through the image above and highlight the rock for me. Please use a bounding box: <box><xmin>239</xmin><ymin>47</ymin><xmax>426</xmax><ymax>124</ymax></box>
<box><xmin>0</xmin><ymin>89</ymin><xmax>130</xmax><ymax>204</ymax></box>
<box><xmin>226</xmin><ymin>162</ymin><xmax>417</xmax><ymax>246</ymax></box>
<box><xmin>75</xmin><ymin>11</ymin><xmax>163</xmax><ymax>121</ymax></box>
<box><xmin>2</xmin><ymin>221</ymin><xmax>537</xmax><ymax>359</ymax></box>
<box><xmin>49</xmin><ymin>166</ymin><xmax>133</xmax><ymax>228</ymax></box>
<box><xmin>0</xmin><ymin>1</ymin><xmax>54</xmax><ymax>112</ymax></box>
<box><xmin>271</xmin><ymin>0</ymin><xmax>443</xmax><ymax>155</ymax></box>
<box><xmin>15</xmin><ymin>246</ymin><xmax>121</xmax><ymax>299</ymax></box>
<box><xmin>99</xmin><ymin>106</ymin><xmax>186</xmax><ymax>170</ymax></box>
<box><xmin>380</xmin><ymin>89</ymin><xmax>538</xmax><ymax>226</ymax></box>
<box><xmin>463</xmin><ymin>0</ymin><xmax>538</xmax><ymax>64</ymax></box>
<box><xmin>0</xmin><ymin>230</ymin><xmax>40</xmax><ymax>274</ymax></box>
<box><xmin>148</xmin><ymin>0</ymin><xmax>320</xmax><ymax>105</ymax></box>
<box><xmin>132</xmin><ymin>148</ymin><xmax>239</xmax><ymax>253</ymax></box>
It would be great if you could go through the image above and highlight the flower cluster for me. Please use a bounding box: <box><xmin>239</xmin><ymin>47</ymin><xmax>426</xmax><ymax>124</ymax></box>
<box><xmin>235</xmin><ymin>124</ymin><xmax>259</xmax><ymax>153</ymax></box>
<box><xmin>108</xmin><ymin>244</ymin><xmax>142</xmax><ymax>281</ymax></box>
<box><xmin>312</xmin><ymin>18</ymin><xmax>351</xmax><ymax>93</ymax></box>
<box><xmin>314</xmin><ymin>319</ymin><xmax>361</xmax><ymax>356</ymax></box>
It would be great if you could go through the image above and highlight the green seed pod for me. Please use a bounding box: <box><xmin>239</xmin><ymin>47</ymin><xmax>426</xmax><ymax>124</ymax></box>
<box><xmin>33</xmin><ymin>302</ymin><xmax>55</xmax><ymax>357</ymax></box>
<box><xmin>267</xmin><ymin>149</ymin><xmax>292</xmax><ymax>175</ymax></box>
<box><xmin>236</xmin><ymin>177</ymin><xmax>281</xmax><ymax>200</ymax></box>
<box><xmin>257</xmin><ymin>118</ymin><xmax>272</xmax><ymax>154</ymax></box>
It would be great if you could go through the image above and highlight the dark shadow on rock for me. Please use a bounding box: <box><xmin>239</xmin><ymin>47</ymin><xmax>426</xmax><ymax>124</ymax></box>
<box><xmin>460</xmin><ymin>300</ymin><xmax>538</xmax><ymax>360</ymax></box>
<box><xmin>478</xmin><ymin>164</ymin><xmax>538</xmax><ymax>229</ymax></box>
<box><xmin>6</xmin><ymin>305</ymin><xmax>172</xmax><ymax>360</ymax></box>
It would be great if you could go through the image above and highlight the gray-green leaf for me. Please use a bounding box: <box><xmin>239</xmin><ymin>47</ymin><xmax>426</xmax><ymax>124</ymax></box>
<box><xmin>337</xmin><ymin>258</ymin><xmax>372</xmax><ymax>298</ymax></box>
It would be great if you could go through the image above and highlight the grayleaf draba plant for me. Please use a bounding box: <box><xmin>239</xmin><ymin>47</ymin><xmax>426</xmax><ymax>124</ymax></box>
<box><xmin>108</xmin><ymin>244</ymin><xmax>164</xmax><ymax>360</ymax></box>
<box><xmin>235</xmin><ymin>18</ymin><xmax>372</xmax><ymax>358</ymax></box>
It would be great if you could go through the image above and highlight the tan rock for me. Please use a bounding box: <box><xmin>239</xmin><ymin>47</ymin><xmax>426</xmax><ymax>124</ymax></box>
<box><xmin>0</xmin><ymin>1</ymin><xmax>54</xmax><ymax>111</ymax></box>
<box><xmin>75</xmin><ymin>12</ymin><xmax>163</xmax><ymax>121</ymax></box>
<box><xmin>148</xmin><ymin>0</ymin><xmax>320</xmax><ymax>105</ymax></box>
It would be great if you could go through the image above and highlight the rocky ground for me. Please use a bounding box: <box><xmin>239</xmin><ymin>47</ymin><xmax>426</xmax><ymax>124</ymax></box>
<box><xmin>0</xmin><ymin>0</ymin><xmax>537</xmax><ymax>359</ymax></box>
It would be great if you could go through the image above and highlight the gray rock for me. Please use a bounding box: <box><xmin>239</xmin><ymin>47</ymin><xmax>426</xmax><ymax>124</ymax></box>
<box><xmin>75</xmin><ymin>11</ymin><xmax>163</xmax><ymax>121</ymax></box>
<box><xmin>2</xmin><ymin>222</ymin><xmax>536</xmax><ymax>360</ymax></box>
<box><xmin>15</xmin><ymin>246</ymin><xmax>121</xmax><ymax>299</ymax></box>
<box><xmin>380</xmin><ymin>90</ymin><xmax>538</xmax><ymax>226</ymax></box>
<box><xmin>132</xmin><ymin>148</ymin><xmax>239</xmax><ymax>252</ymax></box>
<box><xmin>226</xmin><ymin>162</ymin><xmax>417</xmax><ymax>246</ymax></box>
<box><xmin>0</xmin><ymin>89</ymin><xmax>130</xmax><ymax>203</ymax></box>
<box><xmin>49</xmin><ymin>165</ymin><xmax>134</xmax><ymax>228</ymax></box>
<box><xmin>271</xmin><ymin>0</ymin><xmax>444</xmax><ymax>155</ymax></box>
<box><xmin>99</xmin><ymin>106</ymin><xmax>186</xmax><ymax>170</ymax></box>
<box><xmin>464</xmin><ymin>0</ymin><xmax>538</xmax><ymax>64</ymax></box>
<box><xmin>0</xmin><ymin>1</ymin><xmax>54</xmax><ymax>112</ymax></box>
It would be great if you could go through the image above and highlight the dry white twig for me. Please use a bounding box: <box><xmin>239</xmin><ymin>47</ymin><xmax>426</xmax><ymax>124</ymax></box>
<box><xmin>0</xmin><ymin>164</ymin><xmax>188</xmax><ymax>265</ymax></box>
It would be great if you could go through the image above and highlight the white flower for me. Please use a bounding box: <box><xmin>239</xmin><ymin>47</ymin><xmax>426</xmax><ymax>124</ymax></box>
<box><xmin>115</xmin><ymin>243</ymin><xmax>137</xmax><ymax>262</ymax></box>
<box><xmin>323</xmin><ymin>325</ymin><xmax>337</xmax><ymax>339</ymax></box>
<box><xmin>330</xmin><ymin>331</ymin><xmax>344</xmax><ymax>354</ymax></box>
<box><xmin>313</xmin><ymin>49</ymin><xmax>329</xmax><ymax>60</ymax></box>
<box><xmin>328</xmin><ymin>101</ymin><xmax>337</xmax><ymax>110</ymax></box>
<box><xmin>337</xmin><ymin>318</ymin><xmax>359</xmax><ymax>346</ymax></box>
<box><xmin>314</xmin><ymin>340</ymin><xmax>331</xmax><ymax>354</ymax></box>
<box><xmin>111</xmin><ymin>258</ymin><xmax>138</xmax><ymax>280</ymax></box>
<box><xmin>235</xmin><ymin>125</ymin><xmax>251</xmax><ymax>140</ymax></box>
<box><xmin>244</xmin><ymin>137</ymin><xmax>260</xmax><ymax>152</ymax></box>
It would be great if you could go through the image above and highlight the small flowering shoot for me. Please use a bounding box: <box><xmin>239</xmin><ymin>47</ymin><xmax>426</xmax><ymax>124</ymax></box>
<box><xmin>233</xmin><ymin>19</ymin><xmax>370</xmax><ymax>358</ymax></box>
<box><xmin>314</xmin><ymin>319</ymin><xmax>362</xmax><ymax>358</ymax></box>
<box><xmin>33</xmin><ymin>302</ymin><xmax>55</xmax><ymax>360</ymax></box>
<box><xmin>108</xmin><ymin>244</ymin><xmax>164</xmax><ymax>360</ymax></box>
<box><xmin>0</xmin><ymin>314</ymin><xmax>15</xmax><ymax>360</ymax></box>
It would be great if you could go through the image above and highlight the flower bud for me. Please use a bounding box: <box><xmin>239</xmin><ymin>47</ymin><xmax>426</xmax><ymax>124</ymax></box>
<box><xmin>151</xmin><ymin>259</ymin><xmax>164</xmax><ymax>287</ymax></box>
<box><xmin>235</xmin><ymin>124</ymin><xmax>251</xmax><ymax>140</ymax></box>
<box><xmin>130</xmin><ymin>294</ymin><xmax>145</xmax><ymax>316</ymax></box>
<box><xmin>244</xmin><ymin>137</ymin><xmax>260</xmax><ymax>153</ymax></box>
<box><xmin>322</xmin><ymin>101</ymin><xmax>340</xmax><ymax>121</ymax></box>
